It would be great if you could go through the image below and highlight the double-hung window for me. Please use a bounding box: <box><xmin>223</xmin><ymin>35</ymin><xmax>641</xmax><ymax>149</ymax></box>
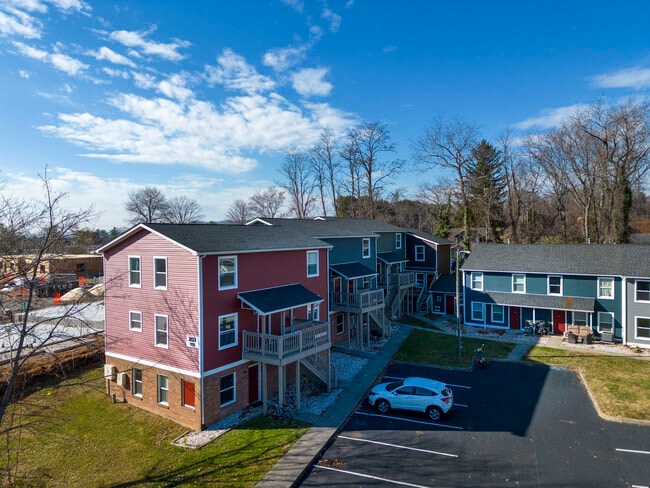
<box><xmin>471</xmin><ymin>302</ymin><xmax>485</xmax><ymax>322</ymax></box>
<box><xmin>415</xmin><ymin>245</ymin><xmax>425</xmax><ymax>262</ymax></box>
<box><xmin>362</xmin><ymin>238</ymin><xmax>371</xmax><ymax>258</ymax></box>
<box><xmin>471</xmin><ymin>272</ymin><xmax>483</xmax><ymax>291</ymax></box>
<box><xmin>155</xmin><ymin>314</ymin><xmax>169</xmax><ymax>348</ymax></box>
<box><xmin>157</xmin><ymin>374</ymin><xmax>169</xmax><ymax>405</ymax></box>
<box><xmin>598</xmin><ymin>277</ymin><xmax>614</xmax><ymax>299</ymax></box>
<box><xmin>635</xmin><ymin>281</ymin><xmax>650</xmax><ymax>302</ymax></box>
<box><xmin>636</xmin><ymin>317</ymin><xmax>650</xmax><ymax>339</ymax></box>
<box><xmin>395</xmin><ymin>233</ymin><xmax>402</xmax><ymax>249</ymax></box>
<box><xmin>129</xmin><ymin>311</ymin><xmax>142</xmax><ymax>332</ymax></box>
<box><xmin>492</xmin><ymin>305</ymin><xmax>504</xmax><ymax>323</ymax></box>
<box><xmin>129</xmin><ymin>256</ymin><xmax>141</xmax><ymax>287</ymax></box>
<box><xmin>597</xmin><ymin>312</ymin><xmax>614</xmax><ymax>334</ymax></box>
<box><xmin>219</xmin><ymin>256</ymin><xmax>237</xmax><ymax>290</ymax></box>
<box><xmin>132</xmin><ymin>368</ymin><xmax>143</xmax><ymax>397</ymax></box>
<box><xmin>573</xmin><ymin>311</ymin><xmax>588</xmax><ymax>326</ymax></box>
<box><xmin>307</xmin><ymin>250</ymin><xmax>319</xmax><ymax>277</ymax></box>
<box><xmin>548</xmin><ymin>276</ymin><xmax>562</xmax><ymax>295</ymax></box>
<box><xmin>219</xmin><ymin>313</ymin><xmax>237</xmax><ymax>349</ymax></box>
<box><xmin>153</xmin><ymin>257</ymin><xmax>167</xmax><ymax>290</ymax></box>
<box><xmin>220</xmin><ymin>373</ymin><xmax>235</xmax><ymax>406</ymax></box>
<box><xmin>512</xmin><ymin>274</ymin><xmax>526</xmax><ymax>293</ymax></box>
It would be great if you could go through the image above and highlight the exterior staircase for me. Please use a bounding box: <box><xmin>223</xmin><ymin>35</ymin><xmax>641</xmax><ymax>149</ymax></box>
<box><xmin>300</xmin><ymin>351</ymin><xmax>336</xmax><ymax>392</ymax></box>
<box><xmin>370</xmin><ymin>308</ymin><xmax>391</xmax><ymax>338</ymax></box>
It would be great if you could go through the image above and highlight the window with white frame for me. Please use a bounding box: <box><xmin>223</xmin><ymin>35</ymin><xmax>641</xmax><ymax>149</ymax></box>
<box><xmin>636</xmin><ymin>281</ymin><xmax>650</xmax><ymax>302</ymax></box>
<box><xmin>471</xmin><ymin>302</ymin><xmax>484</xmax><ymax>322</ymax></box>
<box><xmin>155</xmin><ymin>314</ymin><xmax>168</xmax><ymax>348</ymax></box>
<box><xmin>597</xmin><ymin>312</ymin><xmax>614</xmax><ymax>333</ymax></box>
<box><xmin>153</xmin><ymin>257</ymin><xmax>167</xmax><ymax>290</ymax></box>
<box><xmin>492</xmin><ymin>305</ymin><xmax>504</xmax><ymax>323</ymax></box>
<box><xmin>395</xmin><ymin>233</ymin><xmax>402</xmax><ymax>249</ymax></box>
<box><xmin>636</xmin><ymin>317</ymin><xmax>650</xmax><ymax>339</ymax></box>
<box><xmin>471</xmin><ymin>272</ymin><xmax>483</xmax><ymax>291</ymax></box>
<box><xmin>132</xmin><ymin>368</ymin><xmax>143</xmax><ymax>396</ymax></box>
<box><xmin>548</xmin><ymin>276</ymin><xmax>562</xmax><ymax>295</ymax></box>
<box><xmin>415</xmin><ymin>245</ymin><xmax>425</xmax><ymax>262</ymax></box>
<box><xmin>573</xmin><ymin>311</ymin><xmax>588</xmax><ymax>326</ymax></box>
<box><xmin>129</xmin><ymin>311</ymin><xmax>142</xmax><ymax>331</ymax></box>
<box><xmin>157</xmin><ymin>374</ymin><xmax>169</xmax><ymax>404</ymax></box>
<box><xmin>308</xmin><ymin>303</ymin><xmax>320</xmax><ymax>321</ymax></box>
<box><xmin>220</xmin><ymin>373</ymin><xmax>235</xmax><ymax>406</ymax></box>
<box><xmin>598</xmin><ymin>277</ymin><xmax>614</xmax><ymax>299</ymax></box>
<box><xmin>129</xmin><ymin>256</ymin><xmax>141</xmax><ymax>287</ymax></box>
<box><xmin>218</xmin><ymin>256</ymin><xmax>237</xmax><ymax>290</ymax></box>
<box><xmin>512</xmin><ymin>274</ymin><xmax>526</xmax><ymax>293</ymax></box>
<box><xmin>362</xmin><ymin>238</ymin><xmax>371</xmax><ymax>258</ymax></box>
<box><xmin>219</xmin><ymin>313</ymin><xmax>237</xmax><ymax>349</ymax></box>
<box><xmin>306</xmin><ymin>250</ymin><xmax>319</xmax><ymax>277</ymax></box>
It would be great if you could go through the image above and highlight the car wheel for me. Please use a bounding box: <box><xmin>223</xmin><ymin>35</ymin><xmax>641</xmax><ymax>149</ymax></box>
<box><xmin>427</xmin><ymin>406</ymin><xmax>442</xmax><ymax>421</ymax></box>
<box><xmin>376</xmin><ymin>399</ymin><xmax>390</xmax><ymax>414</ymax></box>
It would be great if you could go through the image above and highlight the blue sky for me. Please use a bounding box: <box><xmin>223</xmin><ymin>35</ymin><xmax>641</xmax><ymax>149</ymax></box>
<box><xmin>1</xmin><ymin>0</ymin><xmax>650</xmax><ymax>229</ymax></box>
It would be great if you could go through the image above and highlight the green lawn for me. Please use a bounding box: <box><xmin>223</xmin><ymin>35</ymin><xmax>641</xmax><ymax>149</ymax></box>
<box><xmin>2</xmin><ymin>364</ymin><xmax>308</xmax><ymax>487</ymax></box>
<box><xmin>397</xmin><ymin>316</ymin><xmax>444</xmax><ymax>331</ymax></box>
<box><xmin>525</xmin><ymin>346</ymin><xmax>650</xmax><ymax>421</ymax></box>
<box><xmin>394</xmin><ymin>328</ymin><xmax>516</xmax><ymax>368</ymax></box>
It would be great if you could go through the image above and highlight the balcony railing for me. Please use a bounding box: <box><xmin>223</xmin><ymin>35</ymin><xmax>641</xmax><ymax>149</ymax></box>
<box><xmin>242</xmin><ymin>321</ymin><xmax>330</xmax><ymax>363</ymax></box>
<box><xmin>332</xmin><ymin>289</ymin><xmax>384</xmax><ymax>312</ymax></box>
<box><xmin>388</xmin><ymin>272</ymin><xmax>415</xmax><ymax>288</ymax></box>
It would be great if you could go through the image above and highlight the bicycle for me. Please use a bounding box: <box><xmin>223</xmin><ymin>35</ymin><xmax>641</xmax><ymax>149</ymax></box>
<box><xmin>267</xmin><ymin>400</ymin><xmax>293</xmax><ymax>423</ymax></box>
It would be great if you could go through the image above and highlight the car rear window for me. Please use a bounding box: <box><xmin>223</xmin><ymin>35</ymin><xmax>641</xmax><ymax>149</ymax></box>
<box><xmin>386</xmin><ymin>381</ymin><xmax>403</xmax><ymax>392</ymax></box>
<box><xmin>442</xmin><ymin>387</ymin><xmax>451</xmax><ymax>396</ymax></box>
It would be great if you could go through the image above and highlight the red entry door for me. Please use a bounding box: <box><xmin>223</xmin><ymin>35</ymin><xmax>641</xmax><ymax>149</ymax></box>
<box><xmin>510</xmin><ymin>307</ymin><xmax>521</xmax><ymax>330</ymax></box>
<box><xmin>553</xmin><ymin>310</ymin><xmax>566</xmax><ymax>335</ymax></box>
<box><xmin>248</xmin><ymin>364</ymin><xmax>259</xmax><ymax>404</ymax></box>
<box><xmin>446</xmin><ymin>295</ymin><xmax>456</xmax><ymax>316</ymax></box>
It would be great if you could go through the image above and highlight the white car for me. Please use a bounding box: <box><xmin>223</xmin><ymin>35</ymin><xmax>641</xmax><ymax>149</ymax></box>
<box><xmin>368</xmin><ymin>377</ymin><xmax>453</xmax><ymax>421</ymax></box>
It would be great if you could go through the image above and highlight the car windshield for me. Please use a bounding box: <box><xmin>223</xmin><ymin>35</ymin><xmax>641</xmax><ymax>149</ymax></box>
<box><xmin>385</xmin><ymin>381</ymin><xmax>404</xmax><ymax>392</ymax></box>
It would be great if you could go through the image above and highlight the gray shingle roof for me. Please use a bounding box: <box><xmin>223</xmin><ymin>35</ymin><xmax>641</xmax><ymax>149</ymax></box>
<box><xmin>462</xmin><ymin>243</ymin><xmax>650</xmax><ymax>278</ymax></box>
<box><xmin>377</xmin><ymin>251</ymin><xmax>408</xmax><ymax>264</ymax></box>
<box><xmin>330</xmin><ymin>263</ymin><xmax>377</xmax><ymax>279</ymax></box>
<box><xmin>484</xmin><ymin>291</ymin><xmax>595</xmax><ymax>312</ymax></box>
<box><xmin>405</xmin><ymin>229</ymin><xmax>454</xmax><ymax>245</ymax></box>
<box><xmin>237</xmin><ymin>284</ymin><xmax>323</xmax><ymax>315</ymax></box>
<box><xmin>431</xmin><ymin>274</ymin><xmax>456</xmax><ymax>293</ymax></box>
<box><xmin>249</xmin><ymin>217</ymin><xmax>405</xmax><ymax>238</ymax></box>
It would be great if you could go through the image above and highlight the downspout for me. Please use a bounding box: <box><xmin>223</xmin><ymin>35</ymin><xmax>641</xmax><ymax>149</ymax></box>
<box><xmin>621</xmin><ymin>276</ymin><xmax>627</xmax><ymax>345</ymax></box>
<box><xmin>198</xmin><ymin>255</ymin><xmax>205</xmax><ymax>428</ymax></box>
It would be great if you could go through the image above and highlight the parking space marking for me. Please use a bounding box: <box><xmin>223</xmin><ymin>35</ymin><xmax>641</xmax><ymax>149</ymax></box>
<box><xmin>455</xmin><ymin>403</ymin><xmax>468</xmax><ymax>407</ymax></box>
<box><xmin>338</xmin><ymin>435</ymin><xmax>459</xmax><ymax>458</ymax></box>
<box><xmin>383</xmin><ymin>376</ymin><xmax>472</xmax><ymax>390</ymax></box>
<box><xmin>355</xmin><ymin>411</ymin><xmax>463</xmax><ymax>429</ymax></box>
<box><xmin>314</xmin><ymin>464</ymin><xmax>434</xmax><ymax>488</ymax></box>
<box><xmin>616</xmin><ymin>448</ymin><xmax>650</xmax><ymax>455</ymax></box>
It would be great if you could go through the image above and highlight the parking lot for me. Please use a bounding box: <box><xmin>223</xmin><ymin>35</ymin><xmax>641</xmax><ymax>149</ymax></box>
<box><xmin>300</xmin><ymin>362</ymin><xmax>650</xmax><ymax>487</ymax></box>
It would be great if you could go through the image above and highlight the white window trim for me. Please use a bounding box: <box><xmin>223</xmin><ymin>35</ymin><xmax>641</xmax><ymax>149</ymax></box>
<box><xmin>573</xmin><ymin>311</ymin><xmax>588</xmax><ymax>326</ymax></box>
<box><xmin>220</xmin><ymin>373</ymin><xmax>236</xmax><ymax>407</ymax></box>
<box><xmin>218</xmin><ymin>256</ymin><xmax>238</xmax><ymax>290</ymax></box>
<box><xmin>157</xmin><ymin>374</ymin><xmax>169</xmax><ymax>405</ymax></box>
<box><xmin>635</xmin><ymin>280</ymin><xmax>650</xmax><ymax>303</ymax></box>
<box><xmin>548</xmin><ymin>275</ymin><xmax>563</xmax><ymax>296</ymax></box>
<box><xmin>597</xmin><ymin>277</ymin><xmax>614</xmax><ymax>300</ymax></box>
<box><xmin>154</xmin><ymin>314</ymin><xmax>169</xmax><ymax>349</ymax></box>
<box><xmin>512</xmin><ymin>274</ymin><xmax>526</xmax><ymax>294</ymax></box>
<box><xmin>415</xmin><ymin>245</ymin><xmax>425</xmax><ymax>262</ymax></box>
<box><xmin>308</xmin><ymin>303</ymin><xmax>320</xmax><ymax>321</ymax></box>
<box><xmin>597</xmin><ymin>311</ymin><xmax>614</xmax><ymax>333</ymax></box>
<box><xmin>153</xmin><ymin>256</ymin><xmax>168</xmax><ymax>291</ymax></box>
<box><xmin>306</xmin><ymin>250</ymin><xmax>319</xmax><ymax>277</ymax></box>
<box><xmin>395</xmin><ymin>233</ymin><xmax>402</xmax><ymax>250</ymax></box>
<box><xmin>471</xmin><ymin>302</ymin><xmax>485</xmax><ymax>322</ymax></box>
<box><xmin>129</xmin><ymin>310</ymin><xmax>142</xmax><ymax>332</ymax></box>
<box><xmin>635</xmin><ymin>316</ymin><xmax>650</xmax><ymax>340</ymax></box>
<box><xmin>132</xmin><ymin>368</ymin><xmax>143</xmax><ymax>397</ymax></box>
<box><xmin>128</xmin><ymin>255</ymin><xmax>141</xmax><ymax>288</ymax></box>
<box><xmin>491</xmin><ymin>304</ymin><xmax>505</xmax><ymax>323</ymax></box>
<box><xmin>362</xmin><ymin>238</ymin><xmax>371</xmax><ymax>259</ymax></box>
<box><xmin>218</xmin><ymin>313</ymin><xmax>238</xmax><ymax>350</ymax></box>
<box><xmin>471</xmin><ymin>272</ymin><xmax>483</xmax><ymax>291</ymax></box>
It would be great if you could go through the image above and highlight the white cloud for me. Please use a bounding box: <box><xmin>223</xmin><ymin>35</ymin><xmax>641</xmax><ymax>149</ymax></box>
<box><xmin>132</xmin><ymin>71</ymin><xmax>156</xmax><ymax>89</ymax></box>
<box><xmin>263</xmin><ymin>45</ymin><xmax>307</xmax><ymax>71</ymax></box>
<box><xmin>90</xmin><ymin>46</ymin><xmax>136</xmax><ymax>67</ymax></box>
<box><xmin>592</xmin><ymin>67</ymin><xmax>650</xmax><ymax>90</ymax></box>
<box><xmin>205</xmin><ymin>48</ymin><xmax>276</xmax><ymax>93</ymax></box>
<box><xmin>512</xmin><ymin>104</ymin><xmax>586</xmax><ymax>130</ymax></box>
<box><xmin>0</xmin><ymin>0</ymin><xmax>88</xmax><ymax>39</ymax></box>
<box><xmin>321</xmin><ymin>8</ymin><xmax>341</xmax><ymax>32</ymax></box>
<box><xmin>13</xmin><ymin>40</ymin><xmax>87</xmax><ymax>75</ymax></box>
<box><xmin>109</xmin><ymin>28</ymin><xmax>190</xmax><ymax>62</ymax></box>
<box><xmin>280</xmin><ymin>0</ymin><xmax>304</xmax><ymax>12</ymax></box>
<box><xmin>292</xmin><ymin>67</ymin><xmax>332</xmax><ymax>97</ymax></box>
<box><xmin>157</xmin><ymin>73</ymin><xmax>193</xmax><ymax>101</ymax></box>
<box><xmin>18</xmin><ymin>69</ymin><xmax>30</xmax><ymax>78</ymax></box>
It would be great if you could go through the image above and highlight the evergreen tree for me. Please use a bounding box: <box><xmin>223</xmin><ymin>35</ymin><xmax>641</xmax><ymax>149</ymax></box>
<box><xmin>468</xmin><ymin>140</ymin><xmax>506</xmax><ymax>242</ymax></box>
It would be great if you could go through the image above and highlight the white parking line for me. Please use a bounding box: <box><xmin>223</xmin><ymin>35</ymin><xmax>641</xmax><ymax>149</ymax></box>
<box><xmin>616</xmin><ymin>448</ymin><xmax>650</xmax><ymax>455</ymax></box>
<box><xmin>631</xmin><ymin>485</ymin><xmax>649</xmax><ymax>488</ymax></box>
<box><xmin>455</xmin><ymin>403</ymin><xmax>469</xmax><ymax>408</ymax></box>
<box><xmin>314</xmin><ymin>464</ymin><xmax>434</xmax><ymax>488</ymax></box>
<box><xmin>355</xmin><ymin>411</ymin><xmax>463</xmax><ymax>429</ymax></box>
<box><xmin>382</xmin><ymin>376</ymin><xmax>472</xmax><ymax>390</ymax></box>
<box><xmin>338</xmin><ymin>435</ymin><xmax>459</xmax><ymax>458</ymax></box>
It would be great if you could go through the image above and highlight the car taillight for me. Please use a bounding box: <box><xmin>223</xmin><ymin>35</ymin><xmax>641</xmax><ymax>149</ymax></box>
<box><xmin>441</xmin><ymin>396</ymin><xmax>451</xmax><ymax>403</ymax></box>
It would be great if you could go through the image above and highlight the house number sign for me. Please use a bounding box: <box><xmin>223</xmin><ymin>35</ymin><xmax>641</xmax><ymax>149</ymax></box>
<box><xmin>186</xmin><ymin>335</ymin><xmax>199</xmax><ymax>348</ymax></box>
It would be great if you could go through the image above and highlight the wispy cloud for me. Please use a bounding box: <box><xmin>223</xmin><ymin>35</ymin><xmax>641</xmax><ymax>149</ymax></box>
<box><xmin>89</xmin><ymin>46</ymin><xmax>136</xmax><ymax>67</ymax></box>
<box><xmin>592</xmin><ymin>67</ymin><xmax>650</xmax><ymax>90</ymax></box>
<box><xmin>321</xmin><ymin>7</ymin><xmax>341</xmax><ymax>32</ymax></box>
<box><xmin>280</xmin><ymin>0</ymin><xmax>304</xmax><ymax>13</ymax></box>
<box><xmin>262</xmin><ymin>45</ymin><xmax>307</xmax><ymax>71</ymax></box>
<box><xmin>205</xmin><ymin>48</ymin><xmax>276</xmax><ymax>93</ymax></box>
<box><xmin>109</xmin><ymin>28</ymin><xmax>190</xmax><ymax>61</ymax></box>
<box><xmin>0</xmin><ymin>0</ymin><xmax>88</xmax><ymax>39</ymax></box>
<box><xmin>512</xmin><ymin>104</ymin><xmax>585</xmax><ymax>130</ymax></box>
<box><xmin>13</xmin><ymin>40</ymin><xmax>88</xmax><ymax>75</ymax></box>
<box><xmin>292</xmin><ymin>67</ymin><xmax>332</xmax><ymax>96</ymax></box>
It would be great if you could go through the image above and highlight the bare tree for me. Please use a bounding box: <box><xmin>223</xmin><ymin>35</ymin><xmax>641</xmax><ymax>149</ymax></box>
<box><xmin>412</xmin><ymin>117</ymin><xmax>479</xmax><ymax>249</ymax></box>
<box><xmin>278</xmin><ymin>148</ymin><xmax>316</xmax><ymax>218</ymax></box>
<box><xmin>310</xmin><ymin>129</ymin><xmax>341</xmax><ymax>216</ymax></box>
<box><xmin>248</xmin><ymin>187</ymin><xmax>287</xmax><ymax>218</ymax></box>
<box><xmin>125</xmin><ymin>186</ymin><xmax>168</xmax><ymax>225</ymax></box>
<box><xmin>163</xmin><ymin>196</ymin><xmax>204</xmax><ymax>224</ymax></box>
<box><xmin>226</xmin><ymin>199</ymin><xmax>252</xmax><ymax>224</ymax></box>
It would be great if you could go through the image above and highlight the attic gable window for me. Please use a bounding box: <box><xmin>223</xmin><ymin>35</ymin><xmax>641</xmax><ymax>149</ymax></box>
<box><xmin>129</xmin><ymin>256</ymin><xmax>141</xmax><ymax>287</ymax></box>
<box><xmin>415</xmin><ymin>245</ymin><xmax>425</xmax><ymax>262</ymax></box>
<box><xmin>362</xmin><ymin>238</ymin><xmax>371</xmax><ymax>258</ymax></box>
<box><xmin>218</xmin><ymin>256</ymin><xmax>237</xmax><ymax>290</ymax></box>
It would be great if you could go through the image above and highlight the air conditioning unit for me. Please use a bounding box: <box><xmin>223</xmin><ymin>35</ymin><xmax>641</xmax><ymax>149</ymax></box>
<box><xmin>116</xmin><ymin>372</ymin><xmax>127</xmax><ymax>387</ymax></box>
<box><xmin>104</xmin><ymin>364</ymin><xmax>116</xmax><ymax>380</ymax></box>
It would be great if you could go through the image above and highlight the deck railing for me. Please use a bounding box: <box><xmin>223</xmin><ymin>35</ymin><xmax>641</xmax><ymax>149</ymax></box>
<box><xmin>388</xmin><ymin>272</ymin><xmax>415</xmax><ymax>287</ymax></box>
<box><xmin>332</xmin><ymin>289</ymin><xmax>384</xmax><ymax>310</ymax></box>
<box><xmin>242</xmin><ymin>322</ymin><xmax>330</xmax><ymax>360</ymax></box>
